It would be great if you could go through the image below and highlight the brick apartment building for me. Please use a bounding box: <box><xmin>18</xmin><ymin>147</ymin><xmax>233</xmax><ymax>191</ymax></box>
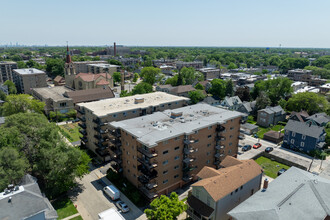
<box><xmin>108</xmin><ymin>104</ymin><xmax>243</xmax><ymax>199</ymax></box>
<box><xmin>0</xmin><ymin>61</ymin><xmax>17</xmax><ymax>83</ymax></box>
<box><xmin>76</xmin><ymin>92</ymin><xmax>190</xmax><ymax>161</ymax></box>
<box><xmin>12</xmin><ymin>68</ymin><xmax>47</xmax><ymax>94</ymax></box>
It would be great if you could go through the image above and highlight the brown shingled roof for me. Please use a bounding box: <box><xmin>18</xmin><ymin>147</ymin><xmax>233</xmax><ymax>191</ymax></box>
<box><xmin>170</xmin><ymin>85</ymin><xmax>196</xmax><ymax>94</ymax></box>
<box><xmin>54</xmin><ymin>75</ymin><xmax>64</xmax><ymax>83</ymax></box>
<box><xmin>65</xmin><ymin>87</ymin><xmax>115</xmax><ymax>104</ymax></box>
<box><xmin>193</xmin><ymin>156</ymin><xmax>262</xmax><ymax>201</ymax></box>
<box><xmin>220</xmin><ymin>156</ymin><xmax>243</xmax><ymax>168</ymax></box>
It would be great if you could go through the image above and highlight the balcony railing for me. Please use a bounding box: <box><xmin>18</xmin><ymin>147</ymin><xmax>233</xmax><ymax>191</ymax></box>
<box><xmin>184</xmin><ymin>139</ymin><xmax>196</xmax><ymax>145</ymax></box>
<box><xmin>139</xmin><ymin>186</ymin><xmax>158</xmax><ymax>199</ymax></box>
<box><xmin>214</xmin><ymin>153</ymin><xmax>224</xmax><ymax>158</ymax></box>
<box><xmin>137</xmin><ymin>157</ymin><xmax>158</xmax><ymax>169</ymax></box>
<box><xmin>78</xmin><ymin>116</ymin><xmax>86</xmax><ymax>122</ymax></box>
<box><xmin>138</xmin><ymin>147</ymin><xmax>158</xmax><ymax>158</ymax></box>
<box><xmin>216</xmin><ymin>125</ymin><xmax>225</xmax><ymax>132</ymax></box>
<box><xmin>184</xmin><ymin>147</ymin><xmax>195</xmax><ymax>155</ymax></box>
<box><xmin>215</xmin><ymin>145</ymin><xmax>225</xmax><ymax>150</ymax></box>
<box><xmin>112</xmin><ymin>157</ymin><xmax>122</xmax><ymax>164</ymax></box>
<box><xmin>79</xmin><ymin>129</ymin><xmax>87</xmax><ymax>135</ymax></box>
<box><xmin>109</xmin><ymin>139</ymin><xmax>121</xmax><ymax>147</ymax></box>
<box><xmin>110</xmin><ymin>147</ymin><xmax>122</xmax><ymax>157</ymax></box>
<box><xmin>81</xmin><ymin>137</ymin><xmax>88</xmax><ymax>143</ymax></box>
<box><xmin>78</xmin><ymin>123</ymin><xmax>86</xmax><ymax>129</ymax></box>
<box><xmin>183</xmin><ymin>157</ymin><xmax>195</xmax><ymax>164</ymax></box>
<box><xmin>216</xmin><ymin>135</ymin><xmax>226</xmax><ymax>141</ymax></box>
<box><xmin>138</xmin><ymin>165</ymin><xmax>158</xmax><ymax>179</ymax></box>
<box><xmin>110</xmin><ymin>130</ymin><xmax>121</xmax><ymax>138</ymax></box>
<box><xmin>214</xmin><ymin>160</ymin><xmax>220</xmax><ymax>165</ymax></box>
<box><xmin>94</xmin><ymin>126</ymin><xmax>106</xmax><ymax>134</ymax></box>
<box><xmin>145</xmin><ymin>182</ymin><xmax>158</xmax><ymax>190</ymax></box>
<box><xmin>95</xmin><ymin>142</ymin><xmax>107</xmax><ymax>150</ymax></box>
<box><xmin>76</xmin><ymin>108</ymin><xmax>85</xmax><ymax>114</ymax></box>
<box><xmin>183</xmin><ymin>165</ymin><xmax>197</xmax><ymax>173</ymax></box>
<box><xmin>182</xmin><ymin>175</ymin><xmax>193</xmax><ymax>182</ymax></box>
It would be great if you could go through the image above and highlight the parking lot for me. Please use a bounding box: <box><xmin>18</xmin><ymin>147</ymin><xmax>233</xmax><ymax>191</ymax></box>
<box><xmin>69</xmin><ymin>165</ymin><xmax>145</xmax><ymax>220</ymax></box>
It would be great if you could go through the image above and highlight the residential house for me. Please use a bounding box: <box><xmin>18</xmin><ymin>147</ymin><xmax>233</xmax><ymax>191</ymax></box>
<box><xmin>240</xmin><ymin>123</ymin><xmax>258</xmax><ymax>135</ymax></box>
<box><xmin>283</xmin><ymin>120</ymin><xmax>326</xmax><ymax>153</ymax></box>
<box><xmin>229</xmin><ymin>167</ymin><xmax>330</xmax><ymax>220</ymax></box>
<box><xmin>156</xmin><ymin>85</ymin><xmax>198</xmax><ymax>98</ymax></box>
<box><xmin>320</xmin><ymin>83</ymin><xmax>330</xmax><ymax>94</ymax></box>
<box><xmin>53</xmin><ymin>75</ymin><xmax>65</xmax><ymax>86</ymax></box>
<box><xmin>289</xmin><ymin>111</ymin><xmax>309</xmax><ymax>122</ymax></box>
<box><xmin>263</xmin><ymin>130</ymin><xmax>284</xmax><ymax>144</ymax></box>
<box><xmin>237</xmin><ymin>101</ymin><xmax>256</xmax><ymax>115</ymax></box>
<box><xmin>202</xmin><ymin>96</ymin><xmax>220</xmax><ymax>106</ymax></box>
<box><xmin>306</xmin><ymin>112</ymin><xmax>330</xmax><ymax>127</ymax></box>
<box><xmin>199</xmin><ymin>68</ymin><xmax>221</xmax><ymax>79</ymax></box>
<box><xmin>193</xmin><ymin>80</ymin><xmax>212</xmax><ymax>92</ymax></box>
<box><xmin>221</xmin><ymin>96</ymin><xmax>242</xmax><ymax>111</ymax></box>
<box><xmin>156</xmin><ymin>84</ymin><xmax>173</xmax><ymax>93</ymax></box>
<box><xmin>257</xmin><ymin>106</ymin><xmax>286</xmax><ymax>128</ymax></box>
<box><xmin>187</xmin><ymin>156</ymin><xmax>263</xmax><ymax>220</ymax></box>
<box><xmin>0</xmin><ymin>174</ymin><xmax>58</xmax><ymax>220</ymax></box>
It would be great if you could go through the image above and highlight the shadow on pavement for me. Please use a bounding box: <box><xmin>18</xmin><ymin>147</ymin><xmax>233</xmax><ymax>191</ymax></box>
<box><xmin>68</xmin><ymin>182</ymin><xmax>85</xmax><ymax>202</ymax></box>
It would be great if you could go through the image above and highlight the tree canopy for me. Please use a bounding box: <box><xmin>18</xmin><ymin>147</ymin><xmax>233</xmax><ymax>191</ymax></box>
<box><xmin>209</xmin><ymin>79</ymin><xmax>226</xmax><ymax>98</ymax></box>
<box><xmin>131</xmin><ymin>82</ymin><xmax>153</xmax><ymax>95</ymax></box>
<box><xmin>3</xmin><ymin>80</ymin><xmax>17</xmax><ymax>94</ymax></box>
<box><xmin>1</xmin><ymin>94</ymin><xmax>45</xmax><ymax>116</ymax></box>
<box><xmin>189</xmin><ymin>90</ymin><xmax>206</xmax><ymax>104</ymax></box>
<box><xmin>140</xmin><ymin>67</ymin><xmax>162</xmax><ymax>85</ymax></box>
<box><xmin>0</xmin><ymin>113</ymin><xmax>90</xmax><ymax>197</ymax></box>
<box><xmin>225</xmin><ymin>79</ymin><xmax>234</xmax><ymax>96</ymax></box>
<box><xmin>235</xmin><ymin>86</ymin><xmax>251</xmax><ymax>102</ymax></box>
<box><xmin>113</xmin><ymin>72</ymin><xmax>121</xmax><ymax>84</ymax></box>
<box><xmin>286</xmin><ymin>92</ymin><xmax>329</xmax><ymax>115</ymax></box>
<box><xmin>45</xmin><ymin>58</ymin><xmax>65</xmax><ymax>76</ymax></box>
<box><xmin>144</xmin><ymin>192</ymin><xmax>187</xmax><ymax>220</ymax></box>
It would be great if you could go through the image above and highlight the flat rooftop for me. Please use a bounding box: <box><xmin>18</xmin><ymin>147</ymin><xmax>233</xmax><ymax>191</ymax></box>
<box><xmin>13</xmin><ymin>68</ymin><xmax>45</xmax><ymax>75</ymax></box>
<box><xmin>32</xmin><ymin>86</ymin><xmax>73</xmax><ymax>101</ymax></box>
<box><xmin>77</xmin><ymin>92</ymin><xmax>189</xmax><ymax>117</ymax></box>
<box><xmin>87</xmin><ymin>63</ymin><xmax>120</xmax><ymax>68</ymax></box>
<box><xmin>110</xmin><ymin>103</ymin><xmax>243</xmax><ymax>147</ymax></box>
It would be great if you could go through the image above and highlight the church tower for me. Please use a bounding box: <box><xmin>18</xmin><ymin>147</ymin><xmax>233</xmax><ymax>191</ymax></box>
<box><xmin>64</xmin><ymin>44</ymin><xmax>76</xmax><ymax>89</ymax></box>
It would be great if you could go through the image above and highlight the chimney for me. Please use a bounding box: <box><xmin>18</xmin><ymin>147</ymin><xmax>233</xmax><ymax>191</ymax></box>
<box><xmin>263</xmin><ymin>178</ymin><xmax>269</xmax><ymax>190</ymax></box>
<box><xmin>114</xmin><ymin>42</ymin><xmax>116</xmax><ymax>56</ymax></box>
<box><xmin>120</xmin><ymin>71</ymin><xmax>125</xmax><ymax>92</ymax></box>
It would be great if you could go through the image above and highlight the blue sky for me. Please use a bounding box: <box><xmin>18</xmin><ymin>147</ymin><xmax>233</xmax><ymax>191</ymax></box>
<box><xmin>2</xmin><ymin>0</ymin><xmax>330</xmax><ymax>47</ymax></box>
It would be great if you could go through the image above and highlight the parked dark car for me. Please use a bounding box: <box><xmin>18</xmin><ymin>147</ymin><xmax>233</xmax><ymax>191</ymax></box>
<box><xmin>265</xmin><ymin>147</ymin><xmax>274</xmax><ymax>153</ymax></box>
<box><xmin>277</xmin><ymin>168</ymin><xmax>287</xmax><ymax>176</ymax></box>
<box><xmin>242</xmin><ymin>145</ymin><xmax>252</xmax><ymax>151</ymax></box>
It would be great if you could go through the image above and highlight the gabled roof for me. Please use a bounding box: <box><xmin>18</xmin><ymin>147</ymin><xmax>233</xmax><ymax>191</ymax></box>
<box><xmin>223</xmin><ymin>96</ymin><xmax>242</xmax><ymax>106</ymax></box>
<box><xmin>53</xmin><ymin>75</ymin><xmax>64</xmax><ymax>83</ymax></box>
<box><xmin>193</xmin><ymin>156</ymin><xmax>262</xmax><ymax>201</ymax></box>
<box><xmin>289</xmin><ymin>111</ymin><xmax>309</xmax><ymax>122</ymax></box>
<box><xmin>259</xmin><ymin>105</ymin><xmax>285</xmax><ymax>115</ymax></box>
<box><xmin>170</xmin><ymin>85</ymin><xmax>196</xmax><ymax>94</ymax></box>
<box><xmin>75</xmin><ymin>73</ymin><xmax>111</xmax><ymax>82</ymax></box>
<box><xmin>228</xmin><ymin>167</ymin><xmax>330</xmax><ymax>220</ymax></box>
<box><xmin>96</xmin><ymin>79</ymin><xmax>110</xmax><ymax>85</ymax></box>
<box><xmin>284</xmin><ymin>120</ymin><xmax>325</xmax><ymax>138</ymax></box>
<box><xmin>307</xmin><ymin>113</ymin><xmax>330</xmax><ymax>126</ymax></box>
<box><xmin>65</xmin><ymin>87</ymin><xmax>115</xmax><ymax>104</ymax></box>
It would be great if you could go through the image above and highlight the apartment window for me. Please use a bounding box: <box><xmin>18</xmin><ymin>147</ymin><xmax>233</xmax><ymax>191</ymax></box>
<box><xmin>206</xmin><ymin>152</ymin><xmax>210</xmax><ymax>156</ymax></box>
<box><xmin>195</xmin><ymin>130</ymin><xmax>199</xmax><ymax>134</ymax></box>
<box><xmin>161</xmin><ymin>104</ymin><xmax>165</xmax><ymax>107</ymax></box>
<box><xmin>301</xmin><ymin>142</ymin><xmax>305</xmax><ymax>147</ymax></box>
<box><xmin>207</xmin><ymin>144</ymin><xmax>211</xmax><ymax>147</ymax></box>
<box><xmin>163</xmin><ymin>170</ymin><xmax>168</xmax><ymax>175</ymax></box>
<box><xmin>60</xmin><ymin>102</ymin><xmax>67</xmax><ymax>107</ymax></box>
<box><xmin>174</xmin><ymin>156</ymin><xmax>180</xmax><ymax>160</ymax></box>
<box><xmin>208</xmin><ymin>135</ymin><xmax>212</xmax><ymax>139</ymax></box>
<box><xmin>206</xmin><ymin>160</ymin><xmax>210</xmax><ymax>164</ymax></box>
<box><xmin>175</xmin><ymin>102</ymin><xmax>178</xmax><ymax>105</ymax></box>
<box><xmin>163</xmin><ymin>150</ymin><xmax>169</xmax><ymax>155</ymax></box>
<box><xmin>132</xmin><ymin>136</ymin><xmax>135</xmax><ymax>139</ymax></box>
<box><xmin>163</xmin><ymin>179</ymin><xmax>168</xmax><ymax>184</ymax></box>
<box><xmin>195</xmin><ymin>139</ymin><xmax>199</xmax><ymax>143</ymax></box>
<box><xmin>228</xmin><ymin>149</ymin><xmax>232</xmax><ymax>154</ymax></box>
<box><xmin>127</xmin><ymin>169</ymin><xmax>130</xmax><ymax>173</ymax></box>
<box><xmin>163</xmin><ymin>160</ymin><xmax>169</xmax><ymax>165</ymax></box>
<box><xmin>133</xmin><ymin>165</ymin><xmax>136</xmax><ymax>169</ymax></box>
<box><xmin>229</xmin><ymin>142</ymin><xmax>232</xmax><ymax>146</ymax></box>
<box><xmin>235</xmin><ymin>188</ymin><xmax>238</xmax><ymax>193</ymax></box>
<box><xmin>174</xmin><ymin>174</ymin><xmax>179</xmax><ymax>179</ymax></box>
<box><xmin>231</xmin><ymin>192</ymin><xmax>233</xmax><ymax>195</ymax></box>
<box><xmin>113</xmin><ymin>114</ymin><xmax>117</xmax><ymax>118</ymax></box>
<box><xmin>292</xmin><ymin>132</ymin><xmax>296</xmax><ymax>137</ymax></box>
<box><xmin>291</xmin><ymin>139</ymin><xmax>295</xmax><ymax>144</ymax></box>
<box><xmin>230</xmin><ymin>135</ymin><xmax>233</xmax><ymax>139</ymax></box>
<box><xmin>230</xmin><ymin>127</ymin><xmax>234</xmax><ymax>130</ymax></box>
<box><xmin>208</xmin><ymin>126</ymin><xmax>212</xmax><ymax>130</ymax></box>
<box><xmin>123</xmin><ymin>112</ymin><xmax>127</xmax><ymax>116</ymax></box>
<box><xmin>175</xmin><ymin>137</ymin><xmax>180</xmax><ymax>141</ymax></box>
<box><xmin>168</xmin><ymin>103</ymin><xmax>172</xmax><ymax>106</ymax></box>
<box><xmin>132</xmin><ymin>110</ymin><xmax>136</xmax><ymax>114</ymax></box>
<box><xmin>174</xmin><ymin>165</ymin><xmax>179</xmax><ymax>170</ymax></box>
<box><xmin>302</xmin><ymin>135</ymin><xmax>306</xmax><ymax>140</ymax></box>
<box><xmin>174</xmin><ymin>146</ymin><xmax>180</xmax><ymax>151</ymax></box>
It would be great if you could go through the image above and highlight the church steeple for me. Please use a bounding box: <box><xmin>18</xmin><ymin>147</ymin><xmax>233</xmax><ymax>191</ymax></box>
<box><xmin>64</xmin><ymin>43</ymin><xmax>76</xmax><ymax>89</ymax></box>
<box><xmin>66</xmin><ymin>44</ymin><xmax>72</xmax><ymax>64</ymax></box>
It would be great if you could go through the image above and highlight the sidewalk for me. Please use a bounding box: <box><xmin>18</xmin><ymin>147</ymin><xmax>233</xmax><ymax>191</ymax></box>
<box><xmin>61</xmin><ymin>213</ymin><xmax>81</xmax><ymax>220</ymax></box>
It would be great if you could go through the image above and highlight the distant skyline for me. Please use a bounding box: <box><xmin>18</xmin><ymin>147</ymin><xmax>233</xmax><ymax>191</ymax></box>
<box><xmin>2</xmin><ymin>0</ymin><xmax>330</xmax><ymax>48</ymax></box>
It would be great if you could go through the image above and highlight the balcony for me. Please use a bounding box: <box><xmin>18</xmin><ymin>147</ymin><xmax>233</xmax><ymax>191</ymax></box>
<box><xmin>110</xmin><ymin>130</ymin><xmax>121</xmax><ymax>138</ymax></box>
<box><xmin>109</xmin><ymin>139</ymin><xmax>121</xmax><ymax>147</ymax></box>
<box><xmin>216</xmin><ymin>135</ymin><xmax>226</xmax><ymax>141</ymax></box>
<box><xmin>138</xmin><ymin>175</ymin><xmax>149</xmax><ymax>184</ymax></box>
<box><xmin>215</xmin><ymin>145</ymin><xmax>225</xmax><ymax>150</ymax></box>
<box><xmin>183</xmin><ymin>157</ymin><xmax>195</xmax><ymax>164</ymax></box>
<box><xmin>213</xmin><ymin>160</ymin><xmax>220</xmax><ymax>165</ymax></box>
<box><xmin>110</xmin><ymin>147</ymin><xmax>122</xmax><ymax>157</ymax></box>
<box><xmin>76</xmin><ymin>108</ymin><xmax>85</xmax><ymax>114</ymax></box>
<box><xmin>139</xmin><ymin>186</ymin><xmax>158</xmax><ymax>199</ymax></box>
<box><xmin>138</xmin><ymin>147</ymin><xmax>158</xmax><ymax>158</ymax></box>
<box><xmin>184</xmin><ymin>139</ymin><xmax>196</xmax><ymax>145</ymax></box>
<box><xmin>182</xmin><ymin>175</ymin><xmax>193</xmax><ymax>182</ymax></box>
<box><xmin>214</xmin><ymin>153</ymin><xmax>224</xmax><ymax>158</ymax></box>
<box><xmin>184</xmin><ymin>147</ymin><xmax>195</xmax><ymax>155</ymax></box>
<box><xmin>81</xmin><ymin>137</ymin><xmax>88</xmax><ymax>143</ymax></box>
<box><xmin>112</xmin><ymin>157</ymin><xmax>122</xmax><ymax>164</ymax></box>
<box><xmin>94</xmin><ymin>126</ymin><xmax>106</xmax><ymax>134</ymax></box>
<box><xmin>183</xmin><ymin>165</ymin><xmax>197</xmax><ymax>173</ymax></box>
<box><xmin>79</xmin><ymin>129</ymin><xmax>87</xmax><ymax>135</ymax></box>
<box><xmin>137</xmin><ymin>157</ymin><xmax>158</xmax><ymax>169</ymax></box>
<box><xmin>216</xmin><ymin>125</ymin><xmax>225</xmax><ymax>132</ymax></box>
<box><xmin>95</xmin><ymin>148</ymin><xmax>110</xmax><ymax>157</ymax></box>
<box><xmin>145</xmin><ymin>182</ymin><xmax>158</xmax><ymax>190</ymax></box>
<box><xmin>95</xmin><ymin>142</ymin><xmax>107</xmax><ymax>150</ymax></box>
<box><xmin>138</xmin><ymin>165</ymin><xmax>158</xmax><ymax>179</ymax></box>
<box><xmin>78</xmin><ymin>123</ymin><xmax>86</xmax><ymax>129</ymax></box>
<box><xmin>78</xmin><ymin>116</ymin><xmax>86</xmax><ymax>122</ymax></box>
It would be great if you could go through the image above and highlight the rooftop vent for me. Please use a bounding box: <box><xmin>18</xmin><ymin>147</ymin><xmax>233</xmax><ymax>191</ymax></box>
<box><xmin>171</xmin><ymin>112</ymin><xmax>183</xmax><ymax>119</ymax></box>
<box><xmin>135</xmin><ymin>97</ymin><xmax>144</xmax><ymax>104</ymax></box>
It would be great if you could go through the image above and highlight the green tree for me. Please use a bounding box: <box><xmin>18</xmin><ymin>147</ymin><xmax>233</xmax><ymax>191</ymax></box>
<box><xmin>46</xmin><ymin>58</ymin><xmax>64</xmax><ymax>76</ymax></box>
<box><xmin>225</xmin><ymin>79</ymin><xmax>234</xmax><ymax>96</ymax></box>
<box><xmin>235</xmin><ymin>86</ymin><xmax>251</xmax><ymax>102</ymax></box>
<box><xmin>256</xmin><ymin>92</ymin><xmax>271</xmax><ymax>110</ymax></box>
<box><xmin>144</xmin><ymin>192</ymin><xmax>187</xmax><ymax>220</ymax></box>
<box><xmin>194</xmin><ymin>82</ymin><xmax>205</xmax><ymax>90</ymax></box>
<box><xmin>0</xmin><ymin>113</ymin><xmax>91</xmax><ymax>196</ymax></box>
<box><xmin>133</xmin><ymin>73</ymin><xmax>139</xmax><ymax>83</ymax></box>
<box><xmin>177</xmin><ymin>72</ymin><xmax>184</xmax><ymax>86</ymax></box>
<box><xmin>3</xmin><ymin>80</ymin><xmax>17</xmax><ymax>94</ymax></box>
<box><xmin>17</xmin><ymin>61</ymin><xmax>27</xmax><ymax>69</ymax></box>
<box><xmin>0</xmin><ymin>90</ymin><xmax>6</xmax><ymax>101</ymax></box>
<box><xmin>165</xmin><ymin>75</ymin><xmax>178</xmax><ymax>86</ymax></box>
<box><xmin>0</xmin><ymin>147</ymin><xmax>29</xmax><ymax>190</ymax></box>
<box><xmin>262</xmin><ymin>69</ymin><xmax>268</xmax><ymax>74</ymax></box>
<box><xmin>1</xmin><ymin>94</ymin><xmax>45</xmax><ymax>116</ymax></box>
<box><xmin>189</xmin><ymin>90</ymin><xmax>206</xmax><ymax>104</ymax></box>
<box><xmin>108</xmin><ymin>59</ymin><xmax>123</xmax><ymax>66</ymax></box>
<box><xmin>286</xmin><ymin>92</ymin><xmax>329</xmax><ymax>115</ymax></box>
<box><xmin>120</xmin><ymin>90</ymin><xmax>132</xmax><ymax>97</ymax></box>
<box><xmin>10</xmin><ymin>55</ymin><xmax>22</xmax><ymax>61</ymax></box>
<box><xmin>113</xmin><ymin>72</ymin><xmax>122</xmax><ymax>84</ymax></box>
<box><xmin>209</xmin><ymin>79</ymin><xmax>226</xmax><ymax>98</ymax></box>
<box><xmin>140</xmin><ymin>67</ymin><xmax>161</xmax><ymax>85</ymax></box>
<box><xmin>228</xmin><ymin>62</ymin><xmax>238</xmax><ymax>69</ymax></box>
<box><xmin>131</xmin><ymin>82</ymin><xmax>153</xmax><ymax>95</ymax></box>
<box><xmin>180</xmin><ymin>67</ymin><xmax>196</xmax><ymax>85</ymax></box>
<box><xmin>67</xmin><ymin>109</ymin><xmax>77</xmax><ymax>119</ymax></box>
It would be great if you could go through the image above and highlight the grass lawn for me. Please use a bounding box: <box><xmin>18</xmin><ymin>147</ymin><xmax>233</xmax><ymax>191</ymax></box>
<box><xmin>255</xmin><ymin>156</ymin><xmax>290</xmax><ymax>179</ymax></box>
<box><xmin>51</xmin><ymin>197</ymin><xmax>78</xmax><ymax>219</ymax></box>
<box><xmin>59</xmin><ymin>123</ymin><xmax>82</xmax><ymax>142</ymax></box>
<box><xmin>256</xmin><ymin>124</ymin><xmax>285</xmax><ymax>139</ymax></box>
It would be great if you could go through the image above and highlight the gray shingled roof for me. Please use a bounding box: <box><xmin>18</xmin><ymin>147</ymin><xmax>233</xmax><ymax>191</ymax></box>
<box><xmin>260</xmin><ymin>105</ymin><xmax>285</xmax><ymax>114</ymax></box>
<box><xmin>224</xmin><ymin>96</ymin><xmax>242</xmax><ymax>106</ymax></box>
<box><xmin>229</xmin><ymin>167</ymin><xmax>330</xmax><ymax>220</ymax></box>
<box><xmin>0</xmin><ymin>175</ymin><xmax>58</xmax><ymax>220</ymax></box>
<box><xmin>284</xmin><ymin>120</ymin><xmax>325</xmax><ymax>138</ymax></box>
<box><xmin>307</xmin><ymin>113</ymin><xmax>330</xmax><ymax>125</ymax></box>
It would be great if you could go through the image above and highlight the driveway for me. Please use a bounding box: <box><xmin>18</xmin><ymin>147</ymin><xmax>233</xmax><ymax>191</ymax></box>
<box><xmin>69</xmin><ymin>165</ymin><xmax>146</xmax><ymax>220</ymax></box>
